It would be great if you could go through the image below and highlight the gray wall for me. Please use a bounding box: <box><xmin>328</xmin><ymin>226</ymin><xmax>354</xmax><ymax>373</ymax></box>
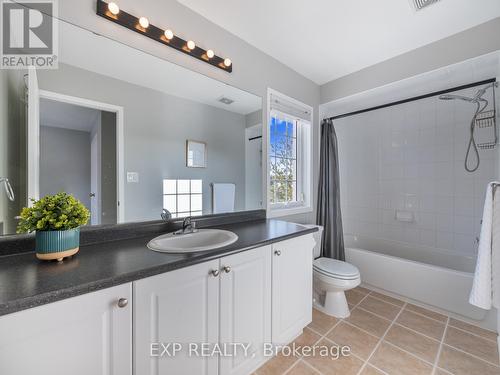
<box><xmin>57</xmin><ymin>0</ymin><xmax>320</xmax><ymax>224</ymax></box>
<box><xmin>321</xmin><ymin>17</ymin><xmax>500</xmax><ymax>104</ymax></box>
<box><xmin>40</xmin><ymin>126</ymin><xmax>92</xmax><ymax>209</ymax></box>
<box><xmin>245</xmin><ymin>110</ymin><xmax>262</xmax><ymax>128</ymax></box>
<box><xmin>100</xmin><ymin>111</ymin><xmax>117</xmax><ymax>225</ymax></box>
<box><xmin>38</xmin><ymin>64</ymin><xmax>247</xmax><ymax>223</ymax></box>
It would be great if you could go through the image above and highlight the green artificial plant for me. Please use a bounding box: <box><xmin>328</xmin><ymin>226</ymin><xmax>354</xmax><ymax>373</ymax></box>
<box><xmin>17</xmin><ymin>192</ymin><xmax>90</xmax><ymax>233</ymax></box>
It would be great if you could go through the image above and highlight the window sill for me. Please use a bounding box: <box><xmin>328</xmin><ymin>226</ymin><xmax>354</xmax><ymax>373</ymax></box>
<box><xmin>267</xmin><ymin>205</ymin><xmax>313</xmax><ymax>218</ymax></box>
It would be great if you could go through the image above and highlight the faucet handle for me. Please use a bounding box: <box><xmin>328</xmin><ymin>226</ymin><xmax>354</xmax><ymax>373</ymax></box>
<box><xmin>161</xmin><ymin>209</ymin><xmax>172</xmax><ymax>221</ymax></box>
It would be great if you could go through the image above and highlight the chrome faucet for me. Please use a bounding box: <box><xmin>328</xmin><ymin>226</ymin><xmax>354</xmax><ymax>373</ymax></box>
<box><xmin>174</xmin><ymin>216</ymin><xmax>197</xmax><ymax>235</ymax></box>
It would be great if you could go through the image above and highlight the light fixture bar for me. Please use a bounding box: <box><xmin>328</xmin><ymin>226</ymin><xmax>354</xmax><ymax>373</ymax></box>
<box><xmin>96</xmin><ymin>0</ymin><xmax>232</xmax><ymax>73</ymax></box>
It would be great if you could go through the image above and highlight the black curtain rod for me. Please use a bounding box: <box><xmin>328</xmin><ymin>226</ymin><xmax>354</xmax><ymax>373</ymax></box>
<box><xmin>327</xmin><ymin>77</ymin><xmax>497</xmax><ymax>121</ymax></box>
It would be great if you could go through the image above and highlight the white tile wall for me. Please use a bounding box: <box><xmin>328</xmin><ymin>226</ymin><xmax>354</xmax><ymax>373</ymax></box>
<box><xmin>337</xmin><ymin>88</ymin><xmax>498</xmax><ymax>256</ymax></box>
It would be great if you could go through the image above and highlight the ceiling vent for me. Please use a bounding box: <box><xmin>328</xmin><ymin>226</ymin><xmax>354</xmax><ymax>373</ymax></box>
<box><xmin>218</xmin><ymin>97</ymin><xmax>234</xmax><ymax>105</ymax></box>
<box><xmin>412</xmin><ymin>0</ymin><xmax>441</xmax><ymax>11</ymax></box>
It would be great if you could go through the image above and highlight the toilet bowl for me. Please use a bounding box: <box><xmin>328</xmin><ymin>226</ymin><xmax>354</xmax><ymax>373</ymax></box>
<box><xmin>304</xmin><ymin>225</ymin><xmax>361</xmax><ymax>318</ymax></box>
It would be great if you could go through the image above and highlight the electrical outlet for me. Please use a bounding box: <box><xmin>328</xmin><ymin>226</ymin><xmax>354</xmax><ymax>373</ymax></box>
<box><xmin>127</xmin><ymin>172</ymin><xmax>139</xmax><ymax>183</ymax></box>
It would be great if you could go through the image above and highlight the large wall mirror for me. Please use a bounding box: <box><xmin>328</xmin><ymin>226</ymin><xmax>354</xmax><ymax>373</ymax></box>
<box><xmin>0</xmin><ymin>20</ymin><xmax>263</xmax><ymax>236</ymax></box>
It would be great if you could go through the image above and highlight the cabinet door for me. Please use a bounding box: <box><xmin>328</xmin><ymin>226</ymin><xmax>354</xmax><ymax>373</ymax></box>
<box><xmin>0</xmin><ymin>283</ymin><xmax>132</xmax><ymax>375</ymax></box>
<box><xmin>219</xmin><ymin>246</ymin><xmax>271</xmax><ymax>375</ymax></box>
<box><xmin>134</xmin><ymin>260</ymin><xmax>220</xmax><ymax>375</ymax></box>
<box><xmin>272</xmin><ymin>234</ymin><xmax>315</xmax><ymax>344</ymax></box>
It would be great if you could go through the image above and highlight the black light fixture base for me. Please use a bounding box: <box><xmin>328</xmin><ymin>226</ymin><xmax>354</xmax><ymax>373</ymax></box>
<box><xmin>96</xmin><ymin>0</ymin><xmax>232</xmax><ymax>73</ymax></box>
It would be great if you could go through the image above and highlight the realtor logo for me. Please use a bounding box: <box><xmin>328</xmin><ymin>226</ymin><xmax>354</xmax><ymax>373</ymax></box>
<box><xmin>1</xmin><ymin>0</ymin><xmax>58</xmax><ymax>69</ymax></box>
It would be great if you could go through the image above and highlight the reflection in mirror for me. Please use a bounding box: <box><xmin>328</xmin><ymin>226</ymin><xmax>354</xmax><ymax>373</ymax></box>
<box><xmin>0</xmin><ymin>20</ymin><xmax>262</xmax><ymax>236</ymax></box>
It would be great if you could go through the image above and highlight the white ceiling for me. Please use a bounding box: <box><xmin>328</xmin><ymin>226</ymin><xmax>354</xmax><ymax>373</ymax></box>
<box><xmin>177</xmin><ymin>0</ymin><xmax>500</xmax><ymax>85</ymax></box>
<box><xmin>58</xmin><ymin>21</ymin><xmax>261</xmax><ymax>115</ymax></box>
<box><xmin>40</xmin><ymin>98</ymin><xmax>100</xmax><ymax>132</ymax></box>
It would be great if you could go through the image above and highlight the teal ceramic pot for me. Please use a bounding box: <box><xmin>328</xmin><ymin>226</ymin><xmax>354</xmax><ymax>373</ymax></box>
<box><xmin>35</xmin><ymin>228</ymin><xmax>80</xmax><ymax>261</ymax></box>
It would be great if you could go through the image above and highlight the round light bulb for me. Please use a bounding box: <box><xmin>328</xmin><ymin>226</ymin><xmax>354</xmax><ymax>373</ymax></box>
<box><xmin>206</xmin><ymin>49</ymin><xmax>215</xmax><ymax>59</ymax></box>
<box><xmin>108</xmin><ymin>2</ymin><xmax>120</xmax><ymax>15</ymax></box>
<box><xmin>164</xmin><ymin>29</ymin><xmax>174</xmax><ymax>40</ymax></box>
<box><xmin>187</xmin><ymin>40</ymin><xmax>196</xmax><ymax>50</ymax></box>
<box><xmin>138</xmin><ymin>17</ymin><xmax>149</xmax><ymax>29</ymax></box>
<box><xmin>223</xmin><ymin>58</ymin><xmax>232</xmax><ymax>67</ymax></box>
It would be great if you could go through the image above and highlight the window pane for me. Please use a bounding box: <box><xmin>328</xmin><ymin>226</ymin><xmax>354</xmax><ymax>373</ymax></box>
<box><xmin>274</xmin><ymin>181</ymin><xmax>286</xmax><ymax>203</ymax></box>
<box><xmin>191</xmin><ymin>179</ymin><xmax>202</xmax><ymax>194</ymax></box>
<box><xmin>192</xmin><ymin>211</ymin><xmax>203</xmax><ymax>217</ymax></box>
<box><xmin>288</xmin><ymin>181</ymin><xmax>297</xmax><ymax>202</ymax></box>
<box><xmin>191</xmin><ymin>194</ymin><xmax>202</xmax><ymax>212</ymax></box>
<box><xmin>163</xmin><ymin>179</ymin><xmax>177</xmax><ymax>194</ymax></box>
<box><xmin>177</xmin><ymin>194</ymin><xmax>190</xmax><ymax>212</ymax></box>
<box><xmin>178</xmin><ymin>180</ymin><xmax>190</xmax><ymax>194</ymax></box>
<box><xmin>163</xmin><ymin>195</ymin><xmax>176</xmax><ymax>212</ymax></box>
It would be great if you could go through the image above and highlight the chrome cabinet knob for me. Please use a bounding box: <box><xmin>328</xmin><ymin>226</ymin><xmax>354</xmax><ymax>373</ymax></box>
<box><xmin>210</xmin><ymin>269</ymin><xmax>220</xmax><ymax>277</ymax></box>
<box><xmin>117</xmin><ymin>298</ymin><xmax>128</xmax><ymax>308</ymax></box>
<box><xmin>274</xmin><ymin>250</ymin><xmax>282</xmax><ymax>256</ymax></box>
<box><xmin>223</xmin><ymin>266</ymin><xmax>231</xmax><ymax>273</ymax></box>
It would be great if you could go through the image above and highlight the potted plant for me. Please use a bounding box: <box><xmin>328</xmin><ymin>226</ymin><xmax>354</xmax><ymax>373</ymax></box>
<box><xmin>17</xmin><ymin>192</ymin><xmax>90</xmax><ymax>261</ymax></box>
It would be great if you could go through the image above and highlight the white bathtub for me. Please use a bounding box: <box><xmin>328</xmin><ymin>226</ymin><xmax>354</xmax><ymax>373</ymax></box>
<box><xmin>344</xmin><ymin>234</ymin><xmax>487</xmax><ymax>321</ymax></box>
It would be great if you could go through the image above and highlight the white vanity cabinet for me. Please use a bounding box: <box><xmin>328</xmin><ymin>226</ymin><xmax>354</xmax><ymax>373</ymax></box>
<box><xmin>133</xmin><ymin>246</ymin><xmax>272</xmax><ymax>375</ymax></box>
<box><xmin>0</xmin><ymin>283</ymin><xmax>132</xmax><ymax>375</ymax></box>
<box><xmin>0</xmin><ymin>233</ymin><xmax>315</xmax><ymax>375</ymax></box>
<box><xmin>271</xmin><ymin>235</ymin><xmax>314</xmax><ymax>344</ymax></box>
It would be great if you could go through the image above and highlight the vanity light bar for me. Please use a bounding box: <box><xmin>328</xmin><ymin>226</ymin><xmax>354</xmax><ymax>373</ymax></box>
<box><xmin>96</xmin><ymin>0</ymin><xmax>232</xmax><ymax>73</ymax></box>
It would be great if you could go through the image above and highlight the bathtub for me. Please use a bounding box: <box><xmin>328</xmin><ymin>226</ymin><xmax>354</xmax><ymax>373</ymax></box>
<box><xmin>344</xmin><ymin>234</ymin><xmax>487</xmax><ymax>321</ymax></box>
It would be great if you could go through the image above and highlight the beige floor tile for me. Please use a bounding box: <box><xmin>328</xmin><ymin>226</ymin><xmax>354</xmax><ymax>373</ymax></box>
<box><xmin>346</xmin><ymin>308</ymin><xmax>391</xmax><ymax>337</ymax></box>
<box><xmin>346</xmin><ymin>289</ymin><xmax>367</xmax><ymax>306</ymax></box>
<box><xmin>308</xmin><ymin>308</ymin><xmax>339</xmax><ymax>335</ymax></box>
<box><xmin>256</xmin><ymin>353</ymin><xmax>299</xmax><ymax>375</ymax></box>
<box><xmin>385</xmin><ymin>324</ymin><xmax>439</xmax><ymax>363</ymax></box>
<box><xmin>448</xmin><ymin>318</ymin><xmax>498</xmax><ymax>341</ymax></box>
<box><xmin>358</xmin><ymin>296</ymin><xmax>402</xmax><ymax>320</ymax></box>
<box><xmin>444</xmin><ymin>326</ymin><xmax>499</xmax><ymax>365</ymax></box>
<box><xmin>370</xmin><ymin>291</ymin><xmax>406</xmax><ymax>307</ymax></box>
<box><xmin>326</xmin><ymin>321</ymin><xmax>380</xmax><ymax>360</ymax></box>
<box><xmin>396</xmin><ymin>310</ymin><xmax>445</xmax><ymax>340</ymax></box>
<box><xmin>353</xmin><ymin>286</ymin><xmax>371</xmax><ymax>295</ymax></box>
<box><xmin>287</xmin><ymin>360</ymin><xmax>320</xmax><ymax>375</ymax></box>
<box><xmin>294</xmin><ymin>328</ymin><xmax>322</xmax><ymax>347</ymax></box>
<box><xmin>369</xmin><ymin>342</ymin><xmax>433</xmax><ymax>375</ymax></box>
<box><xmin>303</xmin><ymin>339</ymin><xmax>364</xmax><ymax>375</ymax></box>
<box><xmin>438</xmin><ymin>345</ymin><xmax>500</xmax><ymax>375</ymax></box>
<box><xmin>361</xmin><ymin>365</ymin><xmax>386</xmax><ymax>375</ymax></box>
<box><xmin>404</xmin><ymin>304</ymin><xmax>447</xmax><ymax>323</ymax></box>
<box><xmin>434</xmin><ymin>369</ymin><xmax>453</xmax><ymax>375</ymax></box>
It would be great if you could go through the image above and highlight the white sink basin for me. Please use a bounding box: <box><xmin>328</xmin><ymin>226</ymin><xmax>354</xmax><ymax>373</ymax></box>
<box><xmin>148</xmin><ymin>229</ymin><xmax>239</xmax><ymax>253</ymax></box>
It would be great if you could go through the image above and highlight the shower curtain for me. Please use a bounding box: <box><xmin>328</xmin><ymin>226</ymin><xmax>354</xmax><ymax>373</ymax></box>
<box><xmin>316</xmin><ymin>118</ymin><xmax>345</xmax><ymax>261</ymax></box>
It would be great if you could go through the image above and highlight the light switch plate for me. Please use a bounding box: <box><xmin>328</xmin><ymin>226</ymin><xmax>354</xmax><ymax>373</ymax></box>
<box><xmin>127</xmin><ymin>172</ymin><xmax>139</xmax><ymax>183</ymax></box>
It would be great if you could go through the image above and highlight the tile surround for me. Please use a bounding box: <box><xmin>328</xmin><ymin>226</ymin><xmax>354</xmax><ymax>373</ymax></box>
<box><xmin>336</xmin><ymin>92</ymin><xmax>498</xmax><ymax>256</ymax></box>
<box><xmin>255</xmin><ymin>287</ymin><xmax>499</xmax><ymax>375</ymax></box>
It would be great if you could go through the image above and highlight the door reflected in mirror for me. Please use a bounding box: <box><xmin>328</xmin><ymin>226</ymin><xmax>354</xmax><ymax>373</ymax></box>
<box><xmin>0</xmin><ymin>19</ymin><xmax>262</xmax><ymax>236</ymax></box>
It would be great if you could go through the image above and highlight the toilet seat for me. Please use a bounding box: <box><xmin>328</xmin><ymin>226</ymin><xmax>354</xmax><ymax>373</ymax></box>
<box><xmin>313</xmin><ymin>258</ymin><xmax>360</xmax><ymax>280</ymax></box>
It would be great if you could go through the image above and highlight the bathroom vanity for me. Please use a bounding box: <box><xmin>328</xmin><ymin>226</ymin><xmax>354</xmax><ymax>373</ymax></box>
<box><xmin>0</xmin><ymin>218</ymin><xmax>316</xmax><ymax>375</ymax></box>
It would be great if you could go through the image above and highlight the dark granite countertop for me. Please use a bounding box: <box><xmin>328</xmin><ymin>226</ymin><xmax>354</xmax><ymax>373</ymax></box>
<box><xmin>0</xmin><ymin>219</ymin><xmax>317</xmax><ymax>316</ymax></box>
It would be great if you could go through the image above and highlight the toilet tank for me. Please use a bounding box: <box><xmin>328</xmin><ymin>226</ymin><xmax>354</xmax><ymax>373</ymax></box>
<box><xmin>301</xmin><ymin>224</ymin><xmax>323</xmax><ymax>259</ymax></box>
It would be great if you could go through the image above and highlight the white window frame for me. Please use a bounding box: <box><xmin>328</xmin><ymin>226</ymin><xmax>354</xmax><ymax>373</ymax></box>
<box><xmin>266</xmin><ymin>88</ymin><xmax>313</xmax><ymax>218</ymax></box>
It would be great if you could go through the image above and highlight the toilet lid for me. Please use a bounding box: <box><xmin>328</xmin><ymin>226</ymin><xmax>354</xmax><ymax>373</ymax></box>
<box><xmin>313</xmin><ymin>258</ymin><xmax>360</xmax><ymax>280</ymax></box>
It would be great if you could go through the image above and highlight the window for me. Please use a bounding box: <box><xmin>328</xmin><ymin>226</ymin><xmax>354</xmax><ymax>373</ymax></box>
<box><xmin>270</xmin><ymin>113</ymin><xmax>299</xmax><ymax>205</ymax></box>
<box><xmin>163</xmin><ymin>179</ymin><xmax>203</xmax><ymax>218</ymax></box>
<box><xmin>267</xmin><ymin>89</ymin><xmax>312</xmax><ymax>217</ymax></box>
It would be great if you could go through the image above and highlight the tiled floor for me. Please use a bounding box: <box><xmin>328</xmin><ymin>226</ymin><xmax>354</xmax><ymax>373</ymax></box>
<box><xmin>255</xmin><ymin>287</ymin><xmax>499</xmax><ymax>375</ymax></box>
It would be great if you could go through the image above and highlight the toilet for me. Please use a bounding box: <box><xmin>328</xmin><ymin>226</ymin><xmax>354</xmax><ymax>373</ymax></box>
<box><xmin>305</xmin><ymin>225</ymin><xmax>361</xmax><ymax>318</ymax></box>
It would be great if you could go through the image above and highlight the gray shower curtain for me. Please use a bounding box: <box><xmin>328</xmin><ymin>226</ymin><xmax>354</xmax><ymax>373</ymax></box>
<box><xmin>316</xmin><ymin>118</ymin><xmax>345</xmax><ymax>261</ymax></box>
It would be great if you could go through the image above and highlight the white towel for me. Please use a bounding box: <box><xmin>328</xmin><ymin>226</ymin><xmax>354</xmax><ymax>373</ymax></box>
<box><xmin>212</xmin><ymin>183</ymin><xmax>235</xmax><ymax>214</ymax></box>
<box><xmin>469</xmin><ymin>182</ymin><xmax>500</xmax><ymax>310</ymax></box>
